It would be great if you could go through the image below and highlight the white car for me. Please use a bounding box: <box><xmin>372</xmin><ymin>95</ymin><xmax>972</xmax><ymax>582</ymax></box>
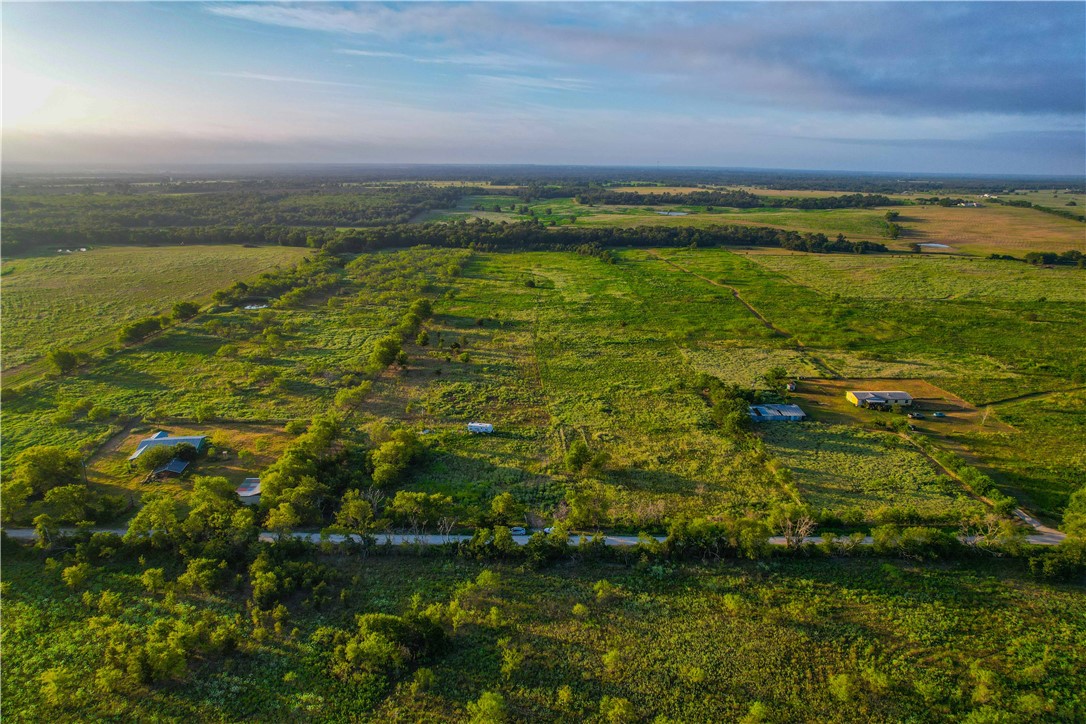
<box><xmin>509</xmin><ymin>526</ymin><xmax>527</xmax><ymax>535</ymax></box>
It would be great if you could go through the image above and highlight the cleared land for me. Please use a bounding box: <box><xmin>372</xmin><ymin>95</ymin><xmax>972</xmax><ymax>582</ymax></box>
<box><xmin>759</xmin><ymin>422</ymin><xmax>984</xmax><ymax>522</ymax></box>
<box><xmin>86</xmin><ymin>422</ymin><xmax>295</xmax><ymax>501</ymax></box>
<box><xmin>4</xmin><ymin>245</ymin><xmax>1082</xmax><ymax>524</ymax></box>
<box><xmin>0</xmin><ymin>245</ymin><xmax>310</xmax><ymax>373</ymax></box>
<box><xmin>889</xmin><ymin>204</ymin><xmax>1085</xmax><ymax>256</ymax></box>
<box><xmin>737</xmin><ymin>251</ymin><xmax>1085</xmax><ymax>302</ymax></box>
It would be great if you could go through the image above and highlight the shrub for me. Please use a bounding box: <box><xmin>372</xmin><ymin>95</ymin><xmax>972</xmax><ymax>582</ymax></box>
<box><xmin>466</xmin><ymin>691</ymin><xmax>507</xmax><ymax>724</ymax></box>
<box><xmin>47</xmin><ymin>348</ymin><xmax>80</xmax><ymax>374</ymax></box>
<box><xmin>172</xmin><ymin>301</ymin><xmax>200</xmax><ymax>320</ymax></box>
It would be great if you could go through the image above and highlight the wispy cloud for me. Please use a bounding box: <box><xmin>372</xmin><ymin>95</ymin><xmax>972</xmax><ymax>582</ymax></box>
<box><xmin>212</xmin><ymin>71</ymin><xmax>366</xmax><ymax>89</ymax></box>
<box><xmin>471</xmin><ymin>75</ymin><xmax>592</xmax><ymax>93</ymax></box>
<box><xmin>338</xmin><ymin>48</ymin><xmax>547</xmax><ymax>70</ymax></box>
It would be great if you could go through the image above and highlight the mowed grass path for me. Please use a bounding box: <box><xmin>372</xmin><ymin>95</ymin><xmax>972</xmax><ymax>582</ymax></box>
<box><xmin>1</xmin><ymin>245</ymin><xmax>310</xmax><ymax>371</ymax></box>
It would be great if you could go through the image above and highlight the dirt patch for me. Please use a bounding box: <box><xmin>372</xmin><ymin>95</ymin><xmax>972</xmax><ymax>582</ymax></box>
<box><xmin>790</xmin><ymin>378</ymin><xmax>1014</xmax><ymax>435</ymax></box>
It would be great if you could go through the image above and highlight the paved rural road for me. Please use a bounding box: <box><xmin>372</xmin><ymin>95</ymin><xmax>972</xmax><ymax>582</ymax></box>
<box><xmin>1013</xmin><ymin>509</ymin><xmax>1066</xmax><ymax>545</ymax></box>
<box><xmin>2</xmin><ymin>528</ymin><xmax>1063</xmax><ymax>547</ymax></box>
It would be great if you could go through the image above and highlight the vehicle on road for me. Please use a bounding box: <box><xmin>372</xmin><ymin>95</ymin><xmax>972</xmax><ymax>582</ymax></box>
<box><xmin>932</xmin><ymin>411</ymin><xmax>946</xmax><ymax>418</ymax></box>
<box><xmin>509</xmin><ymin>526</ymin><xmax>527</xmax><ymax>535</ymax></box>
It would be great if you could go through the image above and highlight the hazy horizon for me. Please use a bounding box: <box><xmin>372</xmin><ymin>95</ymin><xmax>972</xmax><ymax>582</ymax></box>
<box><xmin>4</xmin><ymin>2</ymin><xmax>1084</xmax><ymax>175</ymax></box>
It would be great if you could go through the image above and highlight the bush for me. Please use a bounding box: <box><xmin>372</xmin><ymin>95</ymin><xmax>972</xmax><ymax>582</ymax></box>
<box><xmin>467</xmin><ymin>692</ymin><xmax>507</xmax><ymax>724</ymax></box>
<box><xmin>47</xmin><ymin>348</ymin><xmax>80</xmax><ymax>374</ymax></box>
<box><xmin>118</xmin><ymin>316</ymin><xmax>166</xmax><ymax>345</ymax></box>
<box><xmin>172</xmin><ymin>301</ymin><xmax>201</xmax><ymax>320</ymax></box>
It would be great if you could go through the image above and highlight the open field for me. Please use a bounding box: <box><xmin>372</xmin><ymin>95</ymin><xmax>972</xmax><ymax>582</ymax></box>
<box><xmin>4</xmin><ymin>548</ymin><xmax>1084</xmax><ymax>722</ymax></box>
<box><xmin>0</xmin><ymin>245</ymin><xmax>310</xmax><ymax>374</ymax></box>
<box><xmin>1000</xmin><ymin>189</ymin><xmax>1086</xmax><ymax>209</ymax></box>
<box><xmin>890</xmin><ymin>204</ymin><xmax>1085</xmax><ymax>256</ymax></box>
<box><xmin>4</xmin><ymin>245</ymin><xmax>1083</xmax><ymax>527</ymax></box>
<box><xmin>576</xmin><ymin>205</ymin><xmax>896</xmax><ymax>240</ymax></box>
<box><xmin>737</xmin><ymin>251</ymin><xmax>1085</xmax><ymax>302</ymax></box>
<box><xmin>759</xmin><ymin>422</ymin><xmax>984</xmax><ymax>522</ymax></box>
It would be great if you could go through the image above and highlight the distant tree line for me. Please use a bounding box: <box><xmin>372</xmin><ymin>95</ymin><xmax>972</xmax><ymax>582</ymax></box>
<box><xmin>323</xmin><ymin>219</ymin><xmax>888</xmax><ymax>255</ymax></box>
<box><xmin>986</xmin><ymin>196</ymin><xmax>1086</xmax><ymax>222</ymax></box>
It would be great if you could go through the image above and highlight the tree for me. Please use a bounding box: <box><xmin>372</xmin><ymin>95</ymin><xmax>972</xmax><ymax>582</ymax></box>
<box><xmin>334</xmin><ymin>489</ymin><xmax>375</xmax><ymax>537</ymax></box>
<box><xmin>759</xmin><ymin>366</ymin><xmax>790</xmax><ymax>395</ymax></box>
<box><xmin>33</xmin><ymin>514</ymin><xmax>59</xmax><ymax>548</ymax></box>
<box><xmin>172</xmin><ymin>301</ymin><xmax>200</xmax><ymax>321</ymax></box>
<box><xmin>267</xmin><ymin>502</ymin><xmax>301</xmax><ymax>540</ymax></box>
<box><xmin>334</xmin><ymin>382</ymin><xmax>373</xmax><ymax>411</ymax></box>
<box><xmin>137</xmin><ymin>445</ymin><xmax>178</xmax><ymax>472</ymax></box>
<box><xmin>125</xmin><ymin>494</ymin><xmax>183</xmax><ymax>548</ymax></box>
<box><xmin>389</xmin><ymin>491</ymin><xmax>453</xmax><ymax>531</ymax></box>
<box><xmin>467</xmin><ymin>692</ymin><xmax>507</xmax><ymax>724</ymax></box>
<box><xmin>370</xmin><ymin>335</ymin><xmax>402</xmax><ymax>368</ymax></box>
<box><xmin>490</xmin><ymin>492</ymin><xmax>523</xmax><ymax>525</ymax></box>
<box><xmin>1064</xmin><ymin>484</ymin><xmax>1086</xmax><ymax>538</ymax></box>
<box><xmin>371</xmin><ymin>430</ymin><xmax>422</xmax><ymax>487</ymax></box>
<box><xmin>47</xmin><ymin>348</ymin><xmax>79</xmax><ymax>374</ymax></box>
<box><xmin>770</xmin><ymin>503</ymin><xmax>817</xmax><ymax>548</ymax></box>
<box><xmin>565</xmin><ymin>440</ymin><xmax>592</xmax><ymax>473</ymax></box>
<box><xmin>43</xmin><ymin>484</ymin><xmax>93</xmax><ymax>524</ymax></box>
<box><xmin>13</xmin><ymin>446</ymin><xmax>83</xmax><ymax>495</ymax></box>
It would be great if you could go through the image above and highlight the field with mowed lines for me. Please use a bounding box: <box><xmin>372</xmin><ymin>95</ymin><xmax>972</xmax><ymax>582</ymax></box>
<box><xmin>1</xmin><ymin>245</ymin><xmax>310</xmax><ymax>373</ymax></box>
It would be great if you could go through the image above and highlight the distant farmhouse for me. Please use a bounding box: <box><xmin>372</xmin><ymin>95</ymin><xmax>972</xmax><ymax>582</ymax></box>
<box><xmin>749</xmin><ymin>403</ymin><xmax>807</xmax><ymax>422</ymax></box>
<box><xmin>129</xmin><ymin>431</ymin><xmax>210</xmax><ymax>460</ymax></box>
<box><xmin>846</xmin><ymin>391</ymin><xmax>913</xmax><ymax>409</ymax></box>
<box><xmin>128</xmin><ymin>431</ymin><xmax>209</xmax><ymax>477</ymax></box>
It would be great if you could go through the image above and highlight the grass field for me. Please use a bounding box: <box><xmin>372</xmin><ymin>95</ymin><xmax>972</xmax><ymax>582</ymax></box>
<box><xmin>4</xmin><ymin>245</ymin><xmax>1082</xmax><ymax>525</ymax></box>
<box><xmin>4</xmin><ymin>547</ymin><xmax>1084</xmax><ymax>722</ymax></box>
<box><xmin>738</xmin><ymin>251</ymin><xmax>1084</xmax><ymax>302</ymax></box>
<box><xmin>759</xmin><ymin>422</ymin><xmax>983</xmax><ymax>522</ymax></box>
<box><xmin>0</xmin><ymin>245</ymin><xmax>311</xmax><ymax>374</ymax></box>
<box><xmin>411</xmin><ymin>188</ymin><xmax>1086</xmax><ymax>257</ymax></box>
<box><xmin>889</xmin><ymin>204</ymin><xmax>1085</xmax><ymax>256</ymax></box>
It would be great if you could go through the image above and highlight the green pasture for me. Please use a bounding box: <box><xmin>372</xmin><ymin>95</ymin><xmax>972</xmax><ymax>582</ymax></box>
<box><xmin>760</xmin><ymin>423</ymin><xmax>984</xmax><ymax>523</ymax></box>
<box><xmin>741</xmin><ymin>252</ymin><xmax>1086</xmax><ymax>302</ymax></box>
<box><xmin>4</xmin><ymin>549</ymin><xmax>1084</xmax><ymax>722</ymax></box>
<box><xmin>0</xmin><ymin>245</ymin><xmax>310</xmax><ymax>374</ymax></box>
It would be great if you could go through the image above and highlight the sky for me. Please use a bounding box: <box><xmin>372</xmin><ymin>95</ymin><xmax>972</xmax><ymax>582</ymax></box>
<box><xmin>3</xmin><ymin>1</ymin><xmax>1084</xmax><ymax>175</ymax></box>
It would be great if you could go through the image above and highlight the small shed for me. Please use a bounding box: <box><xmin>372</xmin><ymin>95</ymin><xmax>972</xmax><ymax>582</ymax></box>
<box><xmin>467</xmin><ymin>422</ymin><xmax>494</xmax><ymax>434</ymax></box>
<box><xmin>153</xmin><ymin>458</ymin><xmax>191</xmax><ymax>477</ymax></box>
<box><xmin>749</xmin><ymin>404</ymin><xmax>806</xmax><ymax>422</ymax></box>
<box><xmin>236</xmin><ymin>478</ymin><xmax>261</xmax><ymax>506</ymax></box>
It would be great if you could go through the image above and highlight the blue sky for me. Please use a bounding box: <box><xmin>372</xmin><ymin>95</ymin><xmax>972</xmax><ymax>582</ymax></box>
<box><xmin>3</xmin><ymin>2</ymin><xmax>1083</xmax><ymax>174</ymax></box>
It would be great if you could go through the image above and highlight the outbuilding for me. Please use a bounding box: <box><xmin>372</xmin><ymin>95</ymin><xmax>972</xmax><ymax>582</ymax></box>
<box><xmin>129</xmin><ymin>431</ymin><xmax>209</xmax><ymax>461</ymax></box>
<box><xmin>749</xmin><ymin>404</ymin><xmax>807</xmax><ymax>422</ymax></box>
<box><xmin>236</xmin><ymin>478</ymin><xmax>262</xmax><ymax>506</ymax></box>
<box><xmin>846</xmin><ymin>391</ymin><xmax>913</xmax><ymax>408</ymax></box>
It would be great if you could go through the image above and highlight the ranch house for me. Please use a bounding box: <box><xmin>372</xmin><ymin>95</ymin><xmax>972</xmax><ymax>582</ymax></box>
<box><xmin>846</xmin><ymin>391</ymin><xmax>913</xmax><ymax>408</ymax></box>
<box><xmin>128</xmin><ymin>431</ymin><xmax>209</xmax><ymax>460</ymax></box>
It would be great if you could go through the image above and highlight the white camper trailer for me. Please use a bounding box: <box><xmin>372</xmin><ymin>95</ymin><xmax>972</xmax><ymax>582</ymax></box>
<box><xmin>467</xmin><ymin>422</ymin><xmax>494</xmax><ymax>434</ymax></box>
